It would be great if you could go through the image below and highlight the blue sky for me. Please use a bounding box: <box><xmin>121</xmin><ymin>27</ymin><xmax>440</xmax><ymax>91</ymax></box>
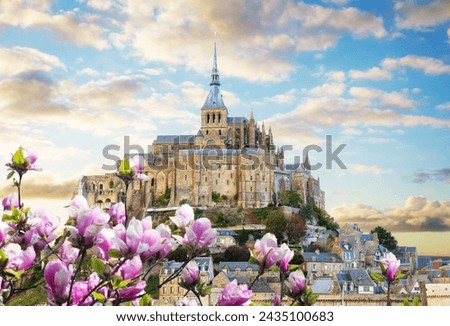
<box><xmin>0</xmin><ymin>0</ymin><xmax>449</xmax><ymax>255</ymax></box>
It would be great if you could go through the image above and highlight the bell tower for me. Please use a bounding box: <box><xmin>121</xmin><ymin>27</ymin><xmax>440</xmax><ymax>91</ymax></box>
<box><xmin>201</xmin><ymin>37</ymin><xmax>228</xmax><ymax>148</ymax></box>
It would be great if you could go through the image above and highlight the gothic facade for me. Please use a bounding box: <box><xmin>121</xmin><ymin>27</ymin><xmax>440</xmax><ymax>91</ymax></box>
<box><xmin>77</xmin><ymin>42</ymin><xmax>325</xmax><ymax>216</ymax></box>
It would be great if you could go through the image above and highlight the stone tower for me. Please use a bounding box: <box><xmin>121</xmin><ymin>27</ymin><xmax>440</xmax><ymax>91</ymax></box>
<box><xmin>200</xmin><ymin>39</ymin><xmax>228</xmax><ymax>148</ymax></box>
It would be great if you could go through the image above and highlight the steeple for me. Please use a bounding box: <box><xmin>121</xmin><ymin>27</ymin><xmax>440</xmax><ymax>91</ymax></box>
<box><xmin>210</xmin><ymin>34</ymin><xmax>220</xmax><ymax>86</ymax></box>
<box><xmin>202</xmin><ymin>35</ymin><xmax>226</xmax><ymax>110</ymax></box>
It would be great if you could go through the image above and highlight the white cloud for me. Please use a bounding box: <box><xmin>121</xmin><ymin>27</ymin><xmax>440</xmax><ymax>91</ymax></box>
<box><xmin>349</xmin><ymin>67</ymin><xmax>392</xmax><ymax>80</ymax></box>
<box><xmin>264</xmin><ymin>89</ymin><xmax>297</xmax><ymax>104</ymax></box>
<box><xmin>310</xmin><ymin>82</ymin><xmax>346</xmax><ymax>97</ymax></box>
<box><xmin>349</xmin><ymin>87</ymin><xmax>416</xmax><ymax>109</ymax></box>
<box><xmin>331</xmin><ymin>196</ymin><xmax>450</xmax><ymax>232</ymax></box>
<box><xmin>437</xmin><ymin>102</ymin><xmax>450</xmax><ymax>110</ymax></box>
<box><xmin>0</xmin><ymin>46</ymin><xmax>66</xmax><ymax>77</ymax></box>
<box><xmin>382</xmin><ymin>55</ymin><xmax>450</xmax><ymax>75</ymax></box>
<box><xmin>109</xmin><ymin>1</ymin><xmax>386</xmax><ymax>82</ymax></box>
<box><xmin>395</xmin><ymin>0</ymin><xmax>450</xmax><ymax>30</ymax></box>
<box><xmin>76</xmin><ymin>67</ymin><xmax>100</xmax><ymax>77</ymax></box>
<box><xmin>0</xmin><ymin>0</ymin><xmax>108</xmax><ymax>49</ymax></box>
<box><xmin>350</xmin><ymin>164</ymin><xmax>384</xmax><ymax>175</ymax></box>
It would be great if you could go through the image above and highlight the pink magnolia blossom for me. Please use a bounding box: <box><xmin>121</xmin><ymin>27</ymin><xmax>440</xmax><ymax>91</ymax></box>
<box><xmin>278</xmin><ymin>243</ymin><xmax>294</xmax><ymax>272</ymax></box>
<box><xmin>380</xmin><ymin>252</ymin><xmax>401</xmax><ymax>282</ymax></box>
<box><xmin>118</xmin><ymin>255</ymin><xmax>142</xmax><ymax>280</ymax></box>
<box><xmin>73</xmin><ymin>207</ymin><xmax>110</xmax><ymax>246</ymax></box>
<box><xmin>170</xmin><ymin>204</ymin><xmax>194</xmax><ymax>229</ymax></box>
<box><xmin>181</xmin><ymin>218</ymin><xmax>217</xmax><ymax>250</ymax></box>
<box><xmin>273</xmin><ymin>293</ymin><xmax>281</xmax><ymax>306</ymax></box>
<box><xmin>155</xmin><ymin>223</ymin><xmax>177</xmax><ymax>259</ymax></box>
<box><xmin>4</xmin><ymin>243</ymin><xmax>36</xmax><ymax>271</ymax></box>
<box><xmin>70</xmin><ymin>273</ymin><xmax>101</xmax><ymax>306</ymax></box>
<box><xmin>2</xmin><ymin>193</ymin><xmax>19</xmax><ymax>211</ymax></box>
<box><xmin>44</xmin><ymin>260</ymin><xmax>73</xmax><ymax>305</ymax></box>
<box><xmin>24</xmin><ymin>208</ymin><xmax>59</xmax><ymax>251</ymax></box>
<box><xmin>131</xmin><ymin>156</ymin><xmax>148</xmax><ymax>181</ymax></box>
<box><xmin>95</xmin><ymin>228</ymin><xmax>120</xmax><ymax>260</ymax></box>
<box><xmin>217</xmin><ymin>280</ymin><xmax>252</xmax><ymax>306</ymax></box>
<box><xmin>285</xmin><ymin>270</ymin><xmax>306</xmax><ymax>295</ymax></box>
<box><xmin>0</xmin><ymin>221</ymin><xmax>11</xmax><ymax>242</ymax></box>
<box><xmin>8</xmin><ymin>147</ymin><xmax>40</xmax><ymax>174</ymax></box>
<box><xmin>254</xmin><ymin>233</ymin><xmax>282</xmax><ymax>269</ymax></box>
<box><xmin>60</xmin><ymin>242</ymin><xmax>80</xmax><ymax>264</ymax></box>
<box><xmin>117</xmin><ymin>280</ymin><xmax>146</xmax><ymax>300</ymax></box>
<box><xmin>68</xmin><ymin>195</ymin><xmax>89</xmax><ymax>219</ymax></box>
<box><xmin>108</xmin><ymin>202</ymin><xmax>126</xmax><ymax>225</ymax></box>
<box><xmin>181</xmin><ymin>260</ymin><xmax>200</xmax><ymax>286</ymax></box>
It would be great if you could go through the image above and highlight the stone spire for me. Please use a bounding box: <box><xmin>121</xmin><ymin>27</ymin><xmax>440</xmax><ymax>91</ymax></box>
<box><xmin>202</xmin><ymin>35</ymin><xmax>226</xmax><ymax>110</ymax></box>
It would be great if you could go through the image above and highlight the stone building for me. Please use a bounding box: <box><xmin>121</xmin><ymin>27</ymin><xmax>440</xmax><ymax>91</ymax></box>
<box><xmin>77</xmin><ymin>41</ymin><xmax>325</xmax><ymax>215</ymax></box>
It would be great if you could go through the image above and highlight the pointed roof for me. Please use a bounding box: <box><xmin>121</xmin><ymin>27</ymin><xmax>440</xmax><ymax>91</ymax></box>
<box><xmin>202</xmin><ymin>37</ymin><xmax>227</xmax><ymax>110</ymax></box>
<box><xmin>303</xmin><ymin>152</ymin><xmax>311</xmax><ymax>171</ymax></box>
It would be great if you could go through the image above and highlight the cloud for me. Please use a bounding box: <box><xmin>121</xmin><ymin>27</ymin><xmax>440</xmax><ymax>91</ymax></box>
<box><xmin>331</xmin><ymin>196</ymin><xmax>450</xmax><ymax>232</ymax></box>
<box><xmin>395</xmin><ymin>0</ymin><xmax>450</xmax><ymax>30</ymax></box>
<box><xmin>382</xmin><ymin>55</ymin><xmax>450</xmax><ymax>75</ymax></box>
<box><xmin>349</xmin><ymin>87</ymin><xmax>416</xmax><ymax>109</ymax></box>
<box><xmin>350</xmin><ymin>164</ymin><xmax>384</xmax><ymax>175</ymax></box>
<box><xmin>0</xmin><ymin>172</ymin><xmax>78</xmax><ymax>201</ymax></box>
<box><xmin>0</xmin><ymin>0</ymin><xmax>108</xmax><ymax>49</ymax></box>
<box><xmin>76</xmin><ymin>68</ymin><xmax>101</xmax><ymax>77</ymax></box>
<box><xmin>310</xmin><ymin>82</ymin><xmax>346</xmax><ymax>97</ymax></box>
<box><xmin>413</xmin><ymin>168</ymin><xmax>450</xmax><ymax>184</ymax></box>
<box><xmin>264</xmin><ymin>89</ymin><xmax>297</xmax><ymax>104</ymax></box>
<box><xmin>0</xmin><ymin>46</ymin><xmax>66</xmax><ymax>77</ymax></box>
<box><xmin>349</xmin><ymin>67</ymin><xmax>392</xmax><ymax>81</ymax></box>
<box><xmin>437</xmin><ymin>102</ymin><xmax>450</xmax><ymax>110</ymax></box>
<box><xmin>110</xmin><ymin>1</ymin><xmax>386</xmax><ymax>82</ymax></box>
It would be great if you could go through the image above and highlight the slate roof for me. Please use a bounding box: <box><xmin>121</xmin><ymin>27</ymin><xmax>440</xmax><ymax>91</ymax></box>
<box><xmin>337</xmin><ymin>269</ymin><xmax>374</xmax><ymax>287</ymax></box>
<box><xmin>227</xmin><ymin>117</ymin><xmax>248</xmax><ymax>124</ymax></box>
<box><xmin>219</xmin><ymin>261</ymin><xmax>259</xmax><ymax>272</ymax></box>
<box><xmin>311</xmin><ymin>278</ymin><xmax>334</xmax><ymax>294</ymax></box>
<box><xmin>154</xmin><ymin>135</ymin><xmax>196</xmax><ymax>144</ymax></box>
<box><xmin>217</xmin><ymin>230</ymin><xmax>238</xmax><ymax>237</ymax></box>
<box><xmin>303</xmin><ymin>252</ymin><xmax>343</xmax><ymax>263</ymax></box>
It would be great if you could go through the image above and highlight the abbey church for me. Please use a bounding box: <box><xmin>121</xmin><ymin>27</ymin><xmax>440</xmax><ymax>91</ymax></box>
<box><xmin>77</xmin><ymin>42</ymin><xmax>325</xmax><ymax>216</ymax></box>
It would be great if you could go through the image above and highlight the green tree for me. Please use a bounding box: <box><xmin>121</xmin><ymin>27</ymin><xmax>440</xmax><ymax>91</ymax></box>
<box><xmin>223</xmin><ymin>246</ymin><xmax>251</xmax><ymax>262</ymax></box>
<box><xmin>264</xmin><ymin>210</ymin><xmax>286</xmax><ymax>241</ymax></box>
<box><xmin>370</xmin><ymin>226</ymin><xmax>398</xmax><ymax>251</ymax></box>
<box><xmin>280</xmin><ymin>190</ymin><xmax>302</xmax><ymax>207</ymax></box>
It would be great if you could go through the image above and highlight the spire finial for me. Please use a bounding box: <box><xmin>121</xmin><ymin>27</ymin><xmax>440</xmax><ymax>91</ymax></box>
<box><xmin>210</xmin><ymin>33</ymin><xmax>220</xmax><ymax>86</ymax></box>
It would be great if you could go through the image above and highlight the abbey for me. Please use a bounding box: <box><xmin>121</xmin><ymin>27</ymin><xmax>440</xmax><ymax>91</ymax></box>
<box><xmin>77</xmin><ymin>42</ymin><xmax>325</xmax><ymax>216</ymax></box>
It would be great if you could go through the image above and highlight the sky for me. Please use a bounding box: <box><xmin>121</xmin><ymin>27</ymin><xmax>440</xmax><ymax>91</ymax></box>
<box><xmin>0</xmin><ymin>0</ymin><xmax>449</xmax><ymax>256</ymax></box>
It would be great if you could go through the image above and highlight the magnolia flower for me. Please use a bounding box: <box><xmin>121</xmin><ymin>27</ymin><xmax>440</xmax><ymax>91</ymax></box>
<box><xmin>70</xmin><ymin>272</ymin><xmax>101</xmax><ymax>306</ymax></box>
<box><xmin>68</xmin><ymin>195</ymin><xmax>89</xmax><ymax>219</ymax></box>
<box><xmin>380</xmin><ymin>253</ymin><xmax>401</xmax><ymax>282</ymax></box>
<box><xmin>170</xmin><ymin>204</ymin><xmax>194</xmax><ymax>229</ymax></box>
<box><xmin>180</xmin><ymin>260</ymin><xmax>200</xmax><ymax>286</ymax></box>
<box><xmin>44</xmin><ymin>260</ymin><xmax>73</xmax><ymax>305</ymax></box>
<box><xmin>115</xmin><ymin>156</ymin><xmax>148</xmax><ymax>185</ymax></box>
<box><xmin>2</xmin><ymin>193</ymin><xmax>19</xmax><ymax>211</ymax></box>
<box><xmin>4</xmin><ymin>243</ymin><xmax>36</xmax><ymax>271</ymax></box>
<box><xmin>285</xmin><ymin>270</ymin><xmax>306</xmax><ymax>296</ymax></box>
<box><xmin>71</xmin><ymin>207</ymin><xmax>110</xmax><ymax>246</ymax></box>
<box><xmin>253</xmin><ymin>233</ymin><xmax>282</xmax><ymax>269</ymax></box>
<box><xmin>0</xmin><ymin>221</ymin><xmax>11</xmax><ymax>242</ymax></box>
<box><xmin>273</xmin><ymin>293</ymin><xmax>281</xmax><ymax>306</ymax></box>
<box><xmin>117</xmin><ymin>280</ymin><xmax>146</xmax><ymax>300</ymax></box>
<box><xmin>118</xmin><ymin>255</ymin><xmax>142</xmax><ymax>280</ymax></box>
<box><xmin>155</xmin><ymin>223</ymin><xmax>177</xmax><ymax>259</ymax></box>
<box><xmin>217</xmin><ymin>280</ymin><xmax>252</xmax><ymax>306</ymax></box>
<box><xmin>108</xmin><ymin>202</ymin><xmax>126</xmax><ymax>225</ymax></box>
<box><xmin>7</xmin><ymin>147</ymin><xmax>40</xmax><ymax>175</ymax></box>
<box><xmin>59</xmin><ymin>242</ymin><xmax>80</xmax><ymax>264</ymax></box>
<box><xmin>95</xmin><ymin>228</ymin><xmax>119</xmax><ymax>260</ymax></box>
<box><xmin>24</xmin><ymin>208</ymin><xmax>59</xmax><ymax>251</ymax></box>
<box><xmin>181</xmin><ymin>218</ymin><xmax>217</xmax><ymax>250</ymax></box>
<box><xmin>278</xmin><ymin>243</ymin><xmax>294</xmax><ymax>273</ymax></box>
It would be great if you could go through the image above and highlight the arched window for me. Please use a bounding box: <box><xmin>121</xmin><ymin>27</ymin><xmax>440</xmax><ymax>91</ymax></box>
<box><xmin>213</xmin><ymin>113</ymin><xmax>216</xmax><ymax>123</ymax></box>
<box><xmin>218</xmin><ymin>113</ymin><xmax>221</xmax><ymax>123</ymax></box>
<box><xmin>109</xmin><ymin>181</ymin><xmax>114</xmax><ymax>189</ymax></box>
<box><xmin>99</xmin><ymin>183</ymin><xmax>104</xmax><ymax>191</ymax></box>
<box><xmin>207</xmin><ymin>113</ymin><xmax>210</xmax><ymax>123</ymax></box>
<box><xmin>151</xmin><ymin>178</ymin><xmax>155</xmax><ymax>187</ymax></box>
